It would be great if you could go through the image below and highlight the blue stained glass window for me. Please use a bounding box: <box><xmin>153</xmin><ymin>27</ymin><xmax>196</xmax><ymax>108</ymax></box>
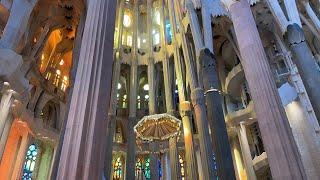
<box><xmin>165</xmin><ymin>21</ymin><xmax>173</xmax><ymax>43</ymax></box>
<box><xmin>158</xmin><ymin>159</ymin><xmax>162</xmax><ymax>178</ymax></box>
<box><xmin>22</xmin><ymin>144</ymin><xmax>38</xmax><ymax>180</ymax></box>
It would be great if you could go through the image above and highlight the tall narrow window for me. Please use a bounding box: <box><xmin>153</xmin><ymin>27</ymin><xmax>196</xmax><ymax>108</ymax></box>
<box><xmin>113</xmin><ymin>157</ymin><xmax>123</xmax><ymax>180</ymax></box>
<box><xmin>22</xmin><ymin>144</ymin><xmax>39</xmax><ymax>180</ymax></box>
<box><xmin>144</xmin><ymin>158</ymin><xmax>150</xmax><ymax>179</ymax></box>
<box><xmin>179</xmin><ymin>155</ymin><xmax>185</xmax><ymax>180</ymax></box>
<box><xmin>135</xmin><ymin>158</ymin><xmax>142</xmax><ymax>177</ymax></box>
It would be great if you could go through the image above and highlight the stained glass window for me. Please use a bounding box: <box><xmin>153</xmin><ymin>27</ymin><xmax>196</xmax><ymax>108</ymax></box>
<box><xmin>22</xmin><ymin>144</ymin><xmax>38</xmax><ymax>180</ymax></box>
<box><xmin>158</xmin><ymin>159</ymin><xmax>162</xmax><ymax>178</ymax></box>
<box><xmin>113</xmin><ymin>157</ymin><xmax>123</xmax><ymax>180</ymax></box>
<box><xmin>144</xmin><ymin>158</ymin><xmax>150</xmax><ymax>179</ymax></box>
<box><xmin>135</xmin><ymin>158</ymin><xmax>142</xmax><ymax>177</ymax></box>
<box><xmin>179</xmin><ymin>155</ymin><xmax>185</xmax><ymax>180</ymax></box>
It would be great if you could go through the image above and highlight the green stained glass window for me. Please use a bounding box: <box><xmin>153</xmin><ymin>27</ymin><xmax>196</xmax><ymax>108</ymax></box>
<box><xmin>113</xmin><ymin>157</ymin><xmax>123</xmax><ymax>180</ymax></box>
<box><xmin>144</xmin><ymin>158</ymin><xmax>150</xmax><ymax>179</ymax></box>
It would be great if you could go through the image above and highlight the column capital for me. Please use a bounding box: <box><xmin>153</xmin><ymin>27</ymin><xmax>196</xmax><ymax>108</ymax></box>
<box><xmin>191</xmin><ymin>88</ymin><xmax>205</xmax><ymax>107</ymax></box>
<box><xmin>179</xmin><ymin>101</ymin><xmax>191</xmax><ymax>117</ymax></box>
<box><xmin>285</xmin><ymin>23</ymin><xmax>305</xmax><ymax>46</ymax></box>
<box><xmin>221</xmin><ymin>0</ymin><xmax>239</xmax><ymax>10</ymax></box>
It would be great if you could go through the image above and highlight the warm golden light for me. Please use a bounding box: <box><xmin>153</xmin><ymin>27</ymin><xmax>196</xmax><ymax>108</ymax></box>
<box><xmin>56</xmin><ymin>70</ymin><xmax>61</xmax><ymax>75</ymax></box>
<box><xmin>123</xmin><ymin>13</ymin><xmax>131</xmax><ymax>27</ymax></box>
<box><xmin>59</xmin><ymin>59</ymin><xmax>64</xmax><ymax>65</ymax></box>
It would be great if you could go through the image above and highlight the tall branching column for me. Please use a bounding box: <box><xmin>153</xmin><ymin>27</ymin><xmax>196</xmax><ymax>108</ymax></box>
<box><xmin>237</xmin><ymin>123</ymin><xmax>257</xmax><ymax>180</ymax></box>
<box><xmin>285</xmin><ymin>24</ymin><xmax>320</xmax><ymax>122</ymax></box>
<box><xmin>104</xmin><ymin>1</ymin><xmax>125</xmax><ymax>178</ymax></box>
<box><xmin>222</xmin><ymin>0</ymin><xmax>306</xmax><ymax>179</ymax></box>
<box><xmin>201</xmin><ymin>49</ymin><xmax>236</xmax><ymax>180</ymax></box>
<box><xmin>0</xmin><ymin>0</ymin><xmax>38</xmax><ymax>50</ymax></box>
<box><xmin>176</xmin><ymin>1</ymin><xmax>215</xmax><ymax>178</ymax></box>
<box><xmin>146</xmin><ymin>0</ymin><xmax>159</xmax><ymax>179</ymax></box>
<box><xmin>56</xmin><ymin>0</ymin><xmax>117</xmax><ymax>179</ymax></box>
<box><xmin>159</xmin><ymin>0</ymin><xmax>181</xmax><ymax>178</ymax></box>
<box><xmin>167</xmin><ymin>0</ymin><xmax>198</xmax><ymax>179</ymax></box>
<box><xmin>125</xmin><ymin>0</ymin><xmax>139</xmax><ymax>179</ymax></box>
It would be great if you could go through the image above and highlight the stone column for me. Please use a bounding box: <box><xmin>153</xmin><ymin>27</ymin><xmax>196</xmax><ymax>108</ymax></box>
<box><xmin>126</xmin><ymin>115</ymin><xmax>137</xmax><ymax>180</ymax></box>
<box><xmin>201</xmin><ymin>0</ymin><xmax>213</xmax><ymax>53</ymax></box>
<box><xmin>230</xmin><ymin>138</ymin><xmax>246</xmax><ymax>180</ymax></box>
<box><xmin>11</xmin><ymin>132</ymin><xmax>30</xmax><ymax>180</ymax></box>
<box><xmin>201</xmin><ymin>49</ymin><xmax>236</xmax><ymax>179</ymax></box>
<box><xmin>190</xmin><ymin>88</ymin><xmax>215</xmax><ymax>179</ymax></box>
<box><xmin>167</xmin><ymin>0</ymin><xmax>198</xmax><ymax>178</ymax></box>
<box><xmin>285</xmin><ymin>24</ymin><xmax>320</xmax><ymax>121</ymax></box>
<box><xmin>150</xmin><ymin>142</ymin><xmax>159</xmax><ymax>180</ymax></box>
<box><xmin>104</xmin><ymin>0</ymin><xmax>125</xmax><ymax>178</ymax></box>
<box><xmin>175</xmin><ymin>1</ymin><xmax>215</xmax><ymax>178</ymax></box>
<box><xmin>303</xmin><ymin>1</ymin><xmax>320</xmax><ymax>33</ymax></box>
<box><xmin>0</xmin><ymin>85</ymin><xmax>14</xmax><ymax>140</ymax></box>
<box><xmin>169</xmin><ymin>136</ymin><xmax>181</xmax><ymax>180</ymax></box>
<box><xmin>237</xmin><ymin>123</ymin><xmax>256</xmax><ymax>180</ymax></box>
<box><xmin>0</xmin><ymin>0</ymin><xmax>38</xmax><ymax>50</ymax></box>
<box><xmin>223</xmin><ymin>0</ymin><xmax>306</xmax><ymax>179</ymax></box>
<box><xmin>125</xmin><ymin>0</ymin><xmax>139</xmax><ymax>179</ymax></box>
<box><xmin>56</xmin><ymin>0</ymin><xmax>117</xmax><ymax>179</ymax></box>
<box><xmin>50</xmin><ymin>11</ymin><xmax>85</xmax><ymax>180</ymax></box>
<box><xmin>0</xmin><ymin>114</ymin><xmax>13</xmax><ymax>159</ymax></box>
<box><xmin>104</xmin><ymin>56</ymin><xmax>121</xmax><ymax>177</ymax></box>
<box><xmin>147</xmin><ymin>0</ymin><xmax>156</xmax><ymax>115</ymax></box>
<box><xmin>185</xmin><ymin>1</ymin><xmax>204</xmax><ymax>87</ymax></box>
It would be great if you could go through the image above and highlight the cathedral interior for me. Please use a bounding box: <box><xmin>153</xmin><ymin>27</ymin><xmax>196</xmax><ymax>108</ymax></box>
<box><xmin>0</xmin><ymin>0</ymin><xmax>320</xmax><ymax>180</ymax></box>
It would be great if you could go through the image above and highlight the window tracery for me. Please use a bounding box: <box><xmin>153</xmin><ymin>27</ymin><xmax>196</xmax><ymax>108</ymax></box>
<box><xmin>22</xmin><ymin>144</ymin><xmax>39</xmax><ymax>180</ymax></box>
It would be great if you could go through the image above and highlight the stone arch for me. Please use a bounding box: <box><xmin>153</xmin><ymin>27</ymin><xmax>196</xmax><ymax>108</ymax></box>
<box><xmin>41</xmin><ymin>100</ymin><xmax>60</xmax><ymax>129</ymax></box>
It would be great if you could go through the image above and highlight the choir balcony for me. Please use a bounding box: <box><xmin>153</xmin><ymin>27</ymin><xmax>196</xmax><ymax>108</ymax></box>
<box><xmin>225</xmin><ymin>101</ymin><xmax>256</xmax><ymax>127</ymax></box>
<box><xmin>225</xmin><ymin>63</ymin><xmax>245</xmax><ymax>100</ymax></box>
<box><xmin>253</xmin><ymin>152</ymin><xmax>269</xmax><ymax>175</ymax></box>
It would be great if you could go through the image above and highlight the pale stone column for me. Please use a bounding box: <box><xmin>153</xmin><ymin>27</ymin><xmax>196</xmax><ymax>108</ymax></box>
<box><xmin>230</xmin><ymin>138</ymin><xmax>246</xmax><ymax>180</ymax></box>
<box><xmin>185</xmin><ymin>0</ymin><xmax>204</xmax><ymax>87</ymax></box>
<box><xmin>0</xmin><ymin>86</ymin><xmax>14</xmax><ymax>140</ymax></box>
<box><xmin>126</xmin><ymin>116</ymin><xmax>137</xmax><ymax>180</ymax></box>
<box><xmin>237</xmin><ymin>123</ymin><xmax>257</xmax><ymax>180</ymax></box>
<box><xmin>169</xmin><ymin>136</ymin><xmax>181</xmax><ymax>180</ymax></box>
<box><xmin>175</xmin><ymin>1</ymin><xmax>215</xmax><ymax>178</ymax></box>
<box><xmin>104</xmin><ymin>56</ymin><xmax>121</xmax><ymax>177</ymax></box>
<box><xmin>200</xmin><ymin>0</ymin><xmax>213</xmax><ymax>53</ymax></box>
<box><xmin>50</xmin><ymin>12</ymin><xmax>86</xmax><ymax>180</ymax></box>
<box><xmin>147</xmin><ymin>0</ymin><xmax>156</xmax><ymax>115</ymax></box>
<box><xmin>56</xmin><ymin>0</ymin><xmax>117</xmax><ymax>179</ymax></box>
<box><xmin>0</xmin><ymin>0</ymin><xmax>38</xmax><ymax>50</ymax></box>
<box><xmin>11</xmin><ymin>132</ymin><xmax>30</xmax><ymax>180</ymax></box>
<box><xmin>167</xmin><ymin>0</ymin><xmax>198</xmax><ymax>179</ymax></box>
<box><xmin>104</xmin><ymin>0</ymin><xmax>126</xmax><ymax>178</ymax></box>
<box><xmin>201</xmin><ymin>49</ymin><xmax>236</xmax><ymax>179</ymax></box>
<box><xmin>222</xmin><ymin>0</ymin><xmax>306</xmax><ymax>179</ymax></box>
<box><xmin>303</xmin><ymin>1</ymin><xmax>320</xmax><ymax>33</ymax></box>
<box><xmin>285</xmin><ymin>24</ymin><xmax>320</xmax><ymax>121</ymax></box>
